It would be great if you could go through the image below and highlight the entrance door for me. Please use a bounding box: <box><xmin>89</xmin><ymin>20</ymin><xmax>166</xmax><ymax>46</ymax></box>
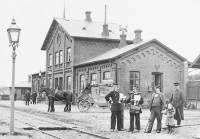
<box><xmin>152</xmin><ymin>72</ymin><xmax>163</xmax><ymax>92</ymax></box>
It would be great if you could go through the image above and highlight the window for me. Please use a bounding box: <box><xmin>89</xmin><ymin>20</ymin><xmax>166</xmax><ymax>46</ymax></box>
<box><xmin>33</xmin><ymin>80</ymin><xmax>36</xmax><ymax>92</ymax></box>
<box><xmin>55</xmin><ymin>52</ymin><xmax>59</xmax><ymax>65</ymax></box>
<box><xmin>55</xmin><ymin>78</ymin><xmax>59</xmax><ymax>89</ymax></box>
<box><xmin>59</xmin><ymin>77</ymin><xmax>63</xmax><ymax>90</ymax></box>
<box><xmin>49</xmin><ymin>78</ymin><xmax>53</xmax><ymax>88</ymax></box>
<box><xmin>103</xmin><ymin>71</ymin><xmax>111</xmax><ymax>80</ymax></box>
<box><xmin>80</xmin><ymin>75</ymin><xmax>86</xmax><ymax>92</ymax></box>
<box><xmin>49</xmin><ymin>54</ymin><xmax>53</xmax><ymax>66</ymax></box>
<box><xmin>66</xmin><ymin>76</ymin><xmax>71</xmax><ymax>90</ymax></box>
<box><xmin>91</xmin><ymin>73</ymin><xmax>97</xmax><ymax>85</ymax></box>
<box><xmin>59</xmin><ymin>51</ymin><xmax>63</xmax><ymax>64</ymax></box>
<box><xmin>130</xmin><ymin>71</ymin><xmax>140</xmax><ymax>91</ymax></box>
<box><xmin>57</xmin><ymin>34</ymin><xmax>61</xmax><ymax>46</ymax></box>
<box><xmin>67</xmin><ymin>48</ymin><xmax>71</xmax><ymax>62</ymax></box>
<box><xmin>43</xmin><ymin>79</ymin><xmax>46</xmax><ymax>87</ymax></box>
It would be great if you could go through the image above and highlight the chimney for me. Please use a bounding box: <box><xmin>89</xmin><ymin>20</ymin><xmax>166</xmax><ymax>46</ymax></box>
<box><xmin>133</xmin><ymin>29</ymin><xmax>143</xmax><ymax>44</ymax></box>
<box><xmin>101</xmin><ymin>4</ymin><xmax>109</xmax><ymax>37</ymax></box>
<box><xmin>101</xmin><ymin>24</ymin><xmax>109</xmax><ymax>36</ymax></box>
<box><xmin>119</xmin><ymin>28</ymin><xmax>127</xmax><ymax>48</ymax></box>
<box><xmin>85</xmin><ymin>11</ymin><xmax>92</xmax><ymax>22</ymax></box>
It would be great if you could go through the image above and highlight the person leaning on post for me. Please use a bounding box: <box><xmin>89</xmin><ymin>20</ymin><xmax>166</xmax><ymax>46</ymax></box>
<box><xmin>105</xmin><ymin>84</ymin><xmax>124</xmax><ymax>132</ymax></box>
<box><xmin>145</xmin><ymin>86</ymin><xmax>164</xmax><ymax>133</ymax></box>
<box><xmin>170</xmin><ymin>82</ymin><xmax>185</xmax><ymax>126</ymax></box>
<box><xmin>124</xmin><ymin>87</ymin><xmax>143</xmax><ymax>133</ymax></box>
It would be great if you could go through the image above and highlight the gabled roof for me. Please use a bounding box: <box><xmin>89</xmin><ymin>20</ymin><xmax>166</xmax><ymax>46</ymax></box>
<box><xmin>190</xmin><ymin>54</ymin><xmax>200</xmax><ymax>68</ymax></box>
<box><xmin>41</xmin><ymin>18</ymin><xmax>133</xmax><ymax>50</ymax></box>
<box><xmin>75</xmin><ymin>39</ymin><xmax>187</xmax><ymax>66</ymax></box>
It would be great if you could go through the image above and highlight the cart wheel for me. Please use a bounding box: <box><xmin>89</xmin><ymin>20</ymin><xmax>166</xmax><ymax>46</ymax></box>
<box><xmin>78</xmin><ymin>100</ymin><xmax>90</xmax><ymax>112</ymax></box>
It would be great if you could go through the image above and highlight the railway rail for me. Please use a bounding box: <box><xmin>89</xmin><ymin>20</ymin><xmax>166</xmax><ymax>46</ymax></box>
<box><xmin>0</xmin><ymin>105</ymin><xmax>110</xmax><ymax>139</ymax></box>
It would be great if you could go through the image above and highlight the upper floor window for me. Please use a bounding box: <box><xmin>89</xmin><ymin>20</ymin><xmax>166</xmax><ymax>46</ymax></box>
<box><xmin>130</xmin><ymin>71</ymin><xmax>140</xmax><ymax>91</ymax></box>
<box><xmin>57</xmin><ymin>34</ymin><xmax>61</xmax><ymax>46</ymax></box>
<box><xmin>91</xmin><ymin>73</ymin><xmax>97</xmax><ymax>85</ymax></box>
<box><xmin>59</xmin><ymin>50</ymin><xmax>63</xmax><ymax>64</ymax></box>
<box><xmin>49</xmin><ymin>54</ymin><xmax>53</xmax><ymax>66</ymax></box>
<box><xmin>103</xmin><ymin>71</ymin><xmax>111</xmax><ymax>80</ymax></box>
<box><xmin>55</xmin><ymin>52</ymin><xmax>59</xmax><ymax>65</ymax></box>
<box><xmin>67</xmin><ymin>47</ymin><xmax>71</xmax><ymax>62</ymax></box>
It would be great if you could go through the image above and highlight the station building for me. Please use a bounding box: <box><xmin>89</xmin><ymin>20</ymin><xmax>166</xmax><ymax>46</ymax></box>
<box><xmin>40</xmin><ymin>11</ymin><xmax>188</xmax><ymax>102</ymax></box>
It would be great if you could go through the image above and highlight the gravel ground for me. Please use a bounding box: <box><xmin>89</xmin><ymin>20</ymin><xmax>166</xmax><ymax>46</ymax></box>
<box><xmin>0</xmin><ymin>100</ymin><xmax>200</xmax><ymax>139</ymax></box>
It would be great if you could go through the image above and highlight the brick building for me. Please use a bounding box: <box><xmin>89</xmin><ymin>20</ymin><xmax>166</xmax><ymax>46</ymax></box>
<box><xmin>40</xmin><ymin>11</ymin><xmax>188</xmax><ymax>102</ymax></box>
<box><xmin>29</xmin><ymin>71</ymin><xmax>46</xmax><ymax>93</ymax></box>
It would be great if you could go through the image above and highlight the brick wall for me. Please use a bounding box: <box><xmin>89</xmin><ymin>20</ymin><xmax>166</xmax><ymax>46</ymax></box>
<box><xmin>118</xmin><ymin>42</ymin><xmax>185</xmax><ymax>102</ymax></box>
<box><xmin>74</xmin><ymin>38</ymin><xmax>119</xmax><ymax>64</ymax></box>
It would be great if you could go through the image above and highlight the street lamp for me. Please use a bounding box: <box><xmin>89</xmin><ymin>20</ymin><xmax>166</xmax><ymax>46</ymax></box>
<box><xmin>7</xmin><ymin>18</ymin><xmax>21</xmax><ymax>135</ymax></box>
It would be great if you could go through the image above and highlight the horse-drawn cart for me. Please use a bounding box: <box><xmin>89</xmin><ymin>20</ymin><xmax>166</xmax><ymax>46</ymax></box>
<box><xmin>77</xmin><ymin>93</ymin><xmax>94</xmax><ymax>112</ymax></box>
<box><xmin>77</xmin><ymin>80</ymin><xmax>116</xmax><ymax>112</ymax></box>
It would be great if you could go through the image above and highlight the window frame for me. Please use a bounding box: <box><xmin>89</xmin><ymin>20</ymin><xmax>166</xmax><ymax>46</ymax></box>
<box><xmin>66</xmin><ymin>76</ymin><xmax>72</xmax><ymax>90</ymax></box>
<box><xmin>66</xmin><ymin>47</ymin><xmax>71</xmax><ymax>62</ymax></box>
<box><xmin>80</xmin><ymin>74</ymin><xmax>86</xmax><ymax>92</ymax></box>
<box><xmin>91</xmin><ymin>73</ymin><xmax>97</xmax><ymax>85</ymax></box>
<box><xmin>59</xmin><ymin>50</ymin><xmax>63</xmax><ymax>64</ymax></box>
<box><xmin>103</xmin><ymin>71</ymin><xmax>111</xmax><ymax>80</ymax></box>
<box><xmin>49</xmin><ymin>54</ymin><xmax>53</xmax><ymax>66</ymax></box>
<box><xmin>129</xmin><ymin>71</ymin><xmax>140</xmax><ymax>91</ymax></box>
<box><xmin>55</xmin><ymin>52</ymin><xmax>59</xmax><ymax>65</ymax></box>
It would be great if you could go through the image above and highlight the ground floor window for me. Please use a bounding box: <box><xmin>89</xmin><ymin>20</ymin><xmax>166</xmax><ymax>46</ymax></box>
<box><xmin>80</xmin><ymin>75</ymin><xmax>86</xmax><ymax>92</ymax></box>
<box><xmin>103</xmin><ymin>71</ymin><xmax>111</xmax><ymax>80</ymax></box>
<box><xmin>130</xmin><ymin>71</ymin><xmax>140</xmax><ymax>91</ymax></box>
<box><xmin>91</xmin><ymin>73</ymin><xmax>97</xmax><ymax>85</ymax></box>
<box><xmin>66</xmin><ymin>76</ymin><xmax>71</xmax><ymax>90</ymax></box>
<box><xmin>49</xmin><ymin>78</ymin><xmax>53</xmax><ymax>89</ymax></box>
<box><xmin>59</xmin><ymin>77</ymin><xmax>63</xmax><ymax>90</ymax></box>
<box><xmin>55</xmin><ymin>78</ymin><xmax>59</xmax><ymax>89</ymax></box>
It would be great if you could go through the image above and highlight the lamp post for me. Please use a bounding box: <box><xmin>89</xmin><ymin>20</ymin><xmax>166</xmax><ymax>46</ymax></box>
<box><xmin>7</xmin><ymin>18</ymin><xmax>21</xmax><ymax>135</ymax></box>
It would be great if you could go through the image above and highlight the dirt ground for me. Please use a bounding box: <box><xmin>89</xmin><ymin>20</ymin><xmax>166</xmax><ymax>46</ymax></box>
<box><xmin>0</xmin><ymin>100</ymin><xmax>200</xmax><ymax>139</ymax></box>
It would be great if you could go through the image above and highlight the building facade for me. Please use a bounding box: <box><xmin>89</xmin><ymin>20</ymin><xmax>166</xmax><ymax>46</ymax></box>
<box><xmin>75</xmin><ymin>39</ymin><xmax>188</xmax><ymax>102</ymax></box>
<box><xmin>41</xmin><ymin>11</ymin><xmax>132</xmax><ymax>93</ymax></box>
<box><xmin>40</xmin><ymin>11</ymin><xmax>188</xmax><ymax>103</ymax></box>
<box><xmin>29</xmin><ymin>71</ymin><xmax>46</xmax><ymax>93</ymax></box>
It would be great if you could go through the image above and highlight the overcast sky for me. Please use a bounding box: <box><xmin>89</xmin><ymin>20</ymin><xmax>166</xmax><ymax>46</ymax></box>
<box><xmin>0</xmin><ymin>0</ymin><xmax>200</xmax><ymax>86</ymax></box>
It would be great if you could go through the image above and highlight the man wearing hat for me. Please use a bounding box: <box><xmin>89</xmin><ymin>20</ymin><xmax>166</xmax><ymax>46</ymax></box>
<box><xmin>105</xmin><ymin>84</ymin><xmax>124</xmax><ymax>131</ymax></box>
<box><xmin>124</xmin><ymin>87</ymin><xmax>143</xmax><ymax>132</ymax></box>
<box><xmin>170</xmin><ymin>82</ymin><xmax>185</xmax><ymax>126</ymax></box>
<box><xmin>145</xmin><ymin>86</ymin><xmax>164</xmax><ymax>133</ymax></box>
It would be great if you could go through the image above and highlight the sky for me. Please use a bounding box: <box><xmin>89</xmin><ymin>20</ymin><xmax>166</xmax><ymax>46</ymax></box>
<box><xmin>0</xmin><ymin>0</ymin><xmax>200</xmax><ymax>86</ymax></box>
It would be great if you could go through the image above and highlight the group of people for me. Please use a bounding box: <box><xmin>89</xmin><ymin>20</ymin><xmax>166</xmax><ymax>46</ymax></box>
<box><xmin>24</xmin><ymin>90</ymin><xmax>37</xmax><ymax>105</ymax></box>
<box><xmin>105</xmin><ymin>82</ymin><xmax>185</xmax><ymax>134</ymax></box>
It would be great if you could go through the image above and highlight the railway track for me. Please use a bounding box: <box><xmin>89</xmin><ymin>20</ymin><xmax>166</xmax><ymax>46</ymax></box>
<box><xmin>0</xmin><ymin>105</ymin><xmax>110</xmax><ymax>139</ymax></box>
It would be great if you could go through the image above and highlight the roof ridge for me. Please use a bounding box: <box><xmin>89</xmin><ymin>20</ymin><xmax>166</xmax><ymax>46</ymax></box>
<box><xmin>54</xmin><ymin>17</ymin><xmax>120</xmax><ymax>25</ymax></box>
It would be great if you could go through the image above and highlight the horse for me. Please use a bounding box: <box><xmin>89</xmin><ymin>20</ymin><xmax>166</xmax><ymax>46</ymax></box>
<box><xmin>39</xmin><ymin>87</ymin><xmax>73</xmax><ymax>112</ymax></box>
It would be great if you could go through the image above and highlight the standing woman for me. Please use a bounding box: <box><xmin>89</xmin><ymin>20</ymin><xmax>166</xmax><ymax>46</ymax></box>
<box><xmin>125</xmin><ymin>87</ymin><xmax>143</xmax><ymax>132</ymax></box>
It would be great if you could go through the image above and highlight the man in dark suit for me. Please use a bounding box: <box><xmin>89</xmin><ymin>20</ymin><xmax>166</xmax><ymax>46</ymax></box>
<box><xmin>170</xmin><ymin>82</ymin><xmax>185</xmax><ymax>126</ymax></box>
<box><xmin>105</xmin><ymin>84</ymin><xmax>123</xmax><ymax>132</ymax></box>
